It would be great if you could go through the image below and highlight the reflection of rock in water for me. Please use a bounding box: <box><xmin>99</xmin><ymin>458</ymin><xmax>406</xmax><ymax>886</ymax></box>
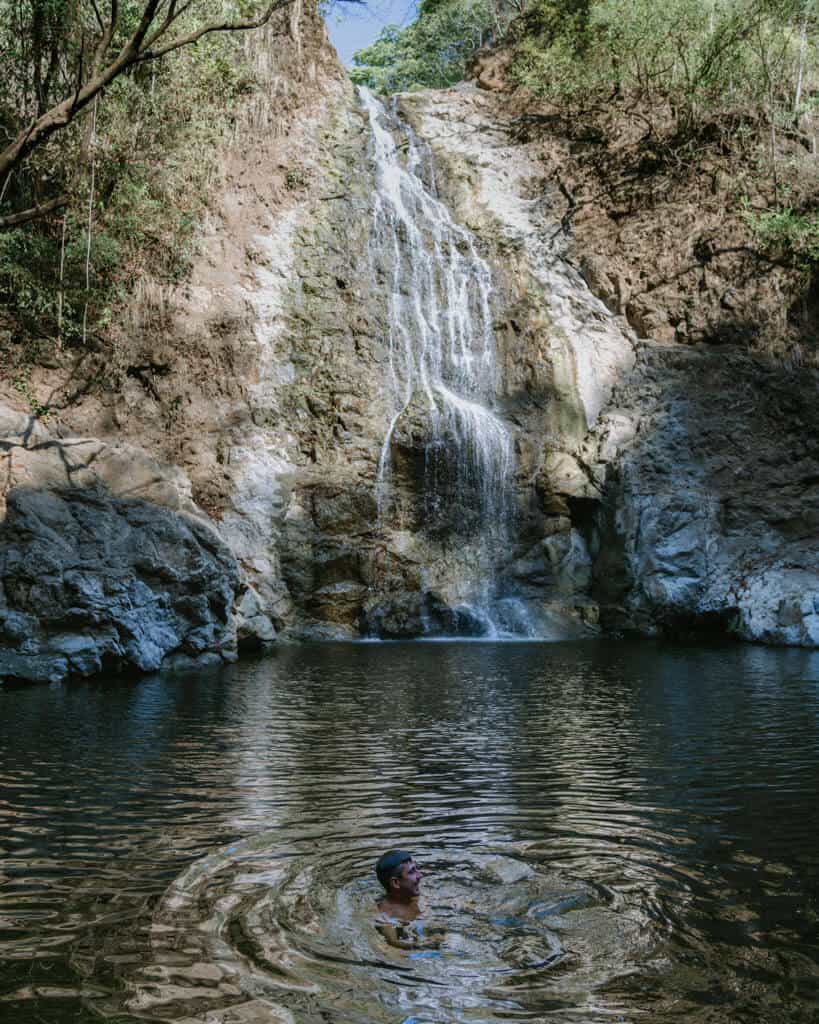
<box><xmin>121</xmin><ymin>840</ymin><xmax>658</xmax><ymax>1023</ymax></box>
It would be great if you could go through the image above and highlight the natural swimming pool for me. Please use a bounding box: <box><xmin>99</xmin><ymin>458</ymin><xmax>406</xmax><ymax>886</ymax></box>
<box><xmin>1</xmin><ymin>639</ymin><xmax>818</xmax><ymax>1022</ymax></box>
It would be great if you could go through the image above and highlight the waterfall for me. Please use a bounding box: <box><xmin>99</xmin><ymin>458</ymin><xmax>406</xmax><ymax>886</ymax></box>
<box><xmin>360</xmin><ymin>88</ymin><xmax>523</xmax><ymax>637</ymax></box>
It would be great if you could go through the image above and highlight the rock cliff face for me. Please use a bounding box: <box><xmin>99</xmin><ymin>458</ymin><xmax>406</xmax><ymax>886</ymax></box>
<box><xmin>0</xmin><ymin>407</ymin><xmax>241</xmax><ymax>682</ymax></box>
<box><xmin>399</xmin><ymin>86</ymin><xmax>819</xmax><ymax>647</ymax></box>
<box><xmin>0</xmin><ymin>1</ymin><xmax>354</xmax><ymax>681</ymax></box>
<box><xmin>1</xmin><ymin>11</ymin><xmax>817</xmax><ymax>683</ymax></box>
<box><xmin>590</xmin><ymin>344</ymin><xmax>819</xmax><ymax>645</ymax></box>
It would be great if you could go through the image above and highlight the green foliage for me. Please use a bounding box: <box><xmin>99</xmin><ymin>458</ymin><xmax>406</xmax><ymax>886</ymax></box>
<box><xmin>0</xmin><ymin>1</ymin><xmax>270</xmax><ymax>348</ymax></box>
<box><xmin>508</xmin><ymin>0</ymin><xmax>819</xmax><ymax>267</ymax></box>
<box><xmin>349</xmin><ymin>0</ymin><xmax>819</xmax><ymax>274</ymax></box>
<box><xmin>509</xmin><ymin>0</ymin><xmax>818</xmax><ymax>121</ymax></box>
<box><xmin>285</xmin><ymin>167</ymin><xmax>308</xmax><ymax>190</ymax></box>
<box><xmin>0</xmin><ymin>229</ymin><xmax>59</xmax><ymax>340</ymax></box>
<box><xmin>12</xmin><ymin>363</ymin><xmax>50</xmax><ymax>418</ymax></box>
<box><xmin>350</xmin><ymin>0</ymin><xmax>499</xmax><ymax>92</ymax></box>
<box><xmin>0</xmin><ymin>209</ymin><xmax>120</xmax><ymax>345</ymax></box>
<box><xmin>744</xmin><ymin>204</ymin><xmax>819</xmax><ymax>264</ymax></box>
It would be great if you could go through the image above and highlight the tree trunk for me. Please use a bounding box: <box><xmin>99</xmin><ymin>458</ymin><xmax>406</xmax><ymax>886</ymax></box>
<box><xmin>794</xmin><ymin>7</ymin><xmax>809</xmax><ymax>115</ymax></box>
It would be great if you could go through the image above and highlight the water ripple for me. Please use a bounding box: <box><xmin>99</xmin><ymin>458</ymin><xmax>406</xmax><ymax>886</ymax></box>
<box><xmin>0</xmin><ymin>640</ymin><xmax>818</xmax><ymax>1022</ymax></box>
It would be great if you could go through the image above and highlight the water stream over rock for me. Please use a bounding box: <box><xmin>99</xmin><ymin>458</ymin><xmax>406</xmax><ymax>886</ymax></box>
<box><xmin>360</xmin><ymin>89</ymin><xmax>518</xmax><ymax>638</ymax></box>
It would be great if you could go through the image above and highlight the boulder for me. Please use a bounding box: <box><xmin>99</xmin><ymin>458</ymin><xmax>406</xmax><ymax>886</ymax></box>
<box><xmin>591</xmin><ymin>344</ymin><xmax>819</xmax><ymax>645</ymax></box>
<box><xmin>0</xmin><ymin>486</ymin><xmax>243</xmax><ymax>684</ymax></box>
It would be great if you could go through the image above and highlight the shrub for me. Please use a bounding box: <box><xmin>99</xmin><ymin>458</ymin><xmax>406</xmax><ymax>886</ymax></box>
<box><xmin>0</xmin><ymin>2</ymin><xmax>277</xmax><ymax>350</ymax></box>
<box><xmin>744</xmin><ymin>204</ymin><xmax>819</xmax><ymax>264</ymax></box>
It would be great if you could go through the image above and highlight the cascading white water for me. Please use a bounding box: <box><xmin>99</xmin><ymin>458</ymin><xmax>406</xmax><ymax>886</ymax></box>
<box><xmin>360</xmin><ymin>88</ymin><xmax>522</xmax><ymax>636</ymax></box>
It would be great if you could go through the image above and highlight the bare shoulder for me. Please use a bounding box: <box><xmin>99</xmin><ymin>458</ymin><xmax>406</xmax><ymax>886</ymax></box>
<box><xmin>376</xmin><ymin>898</ymin><xmax>402</xmax><ymax>919</ymax></box>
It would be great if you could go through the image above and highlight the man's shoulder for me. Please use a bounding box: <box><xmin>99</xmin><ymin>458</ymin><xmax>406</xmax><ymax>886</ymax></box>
<box><xmin>375</xmin><ymin>900</ymin><xmax>418</xmax><ymax>923</ymax></box>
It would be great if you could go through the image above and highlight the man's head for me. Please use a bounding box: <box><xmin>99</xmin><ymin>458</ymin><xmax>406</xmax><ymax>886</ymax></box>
<box><xmin>375</xmin><ymin>849</ymin><xmax>422</xmax><ymax>901</ymax></box>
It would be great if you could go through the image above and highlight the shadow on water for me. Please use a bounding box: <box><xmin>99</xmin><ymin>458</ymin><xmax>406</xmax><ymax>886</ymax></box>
<box><xmin>1</xmin><ymin>639</ymin><xmax>819</xmax><ymax>1022</ymax></box>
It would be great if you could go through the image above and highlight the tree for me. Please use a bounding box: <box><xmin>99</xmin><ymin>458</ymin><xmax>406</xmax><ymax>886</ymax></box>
<box><xmin>350</xmin><ymin>0</ymin><xmax>500</xmax><ymax>92</ymax></box>
<box><xmin>508</xmin><ymin>0</ymin><xmax>818</xmax><ymax>124</ymax></box>
<box><xmin>0</xmin><ymin>0</ymin><xmax>295</xmax><ymax>229</ymax></box>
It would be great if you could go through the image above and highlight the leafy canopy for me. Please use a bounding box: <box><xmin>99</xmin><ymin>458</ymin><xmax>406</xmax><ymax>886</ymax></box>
<box><xmin>508</xmin><ymin>0</ymin><xmax>819</xmax><ymax>117</ymax></box>
<box><xmin>350</xmin><ymin>0</ymin><xmax>498</xmax><ymax>92</ymax></box>
<box><xmin>0</xmin><ymin>1</ymin><xmax>291</xmax><ymax>350</ymax></box>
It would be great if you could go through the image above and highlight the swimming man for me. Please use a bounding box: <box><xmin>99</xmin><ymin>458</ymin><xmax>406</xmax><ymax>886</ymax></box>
<box><xmin>374</xmin><ymin>849</ymin><xmax>441</xmax><ymax>951</ymax></box>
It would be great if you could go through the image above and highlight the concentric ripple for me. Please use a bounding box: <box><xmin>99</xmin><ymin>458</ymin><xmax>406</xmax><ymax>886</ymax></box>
<box><xmin>1</xmin><ymin>640</ymin><xmax>819</xmax><ymax>1023</ymax></box>
<box><xmin>126</xmin><ymin>837</ymin><xmax>652</xmax><ymax>1023</ymax></box>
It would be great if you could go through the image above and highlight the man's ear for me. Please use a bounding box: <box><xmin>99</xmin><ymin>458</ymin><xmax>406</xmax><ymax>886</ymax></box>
<box><xmin>389</xmin><ymin>875</ymin><xmax>400</xmax><ymax>892</ymax></box>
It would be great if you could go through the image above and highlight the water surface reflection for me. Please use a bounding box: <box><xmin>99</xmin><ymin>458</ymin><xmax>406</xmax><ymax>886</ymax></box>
<box><xmin>1</xmin><ymin>640</ymin><xmax>818</xmax><ymax>1022</ymax></box>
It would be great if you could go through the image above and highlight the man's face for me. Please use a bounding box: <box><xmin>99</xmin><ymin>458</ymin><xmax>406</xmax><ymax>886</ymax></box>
<box><xmin>392</xmin><ymin>858</ymin><xmax>422</xmax><ymax>899</ymax></box>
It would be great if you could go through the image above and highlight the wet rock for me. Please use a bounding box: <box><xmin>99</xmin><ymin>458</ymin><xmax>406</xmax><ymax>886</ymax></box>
<box><xmin>477</xmin><ymin>856</ymin><xmax>534</xmax><ymax>884</ymax></box>
<box><xmin>0</xmin><ymin>485</ymin><xmax>242</xmax><ymax>683</ymax></box>
<box><xmin>360</xmin><ymin>592</ymin><xmax>425</xmax><ymax>639</ymax></box>
<box><xmin>731</xmin><ymin>570</ymin><xmax>819</xmax><ymax>647</ymax></box>
<box><xmin>423</xmin><ymin>593</ymin><xmax>490</xmax><ymax>636</ymax></box>
<box><xmin>509</xmin><ymin>530</ymin><xmax>592</xmax><ymax>596</ymax></box>
<box><xmin>162</xmin><ymin>651</ymin><xmax>227</xmax><ymax>674</ymax></box>
<box><xmin>235</xmin><ymin>588</ymin><xmax>277</xmax><ymax>648</ymax></box>
<box><xmin>0</xmin><ymin>650</ymin><xmax>69</xmax><ymax>684</ymax></box>
<box><xmin>0</xmin><ymin>410</ymin><xmax>247</xmax><ymax>683</ymax></box>
<box><xmin>591</xmin><ymin>345</ymin><xmax>819</xmax><ymax>645</ymax></box>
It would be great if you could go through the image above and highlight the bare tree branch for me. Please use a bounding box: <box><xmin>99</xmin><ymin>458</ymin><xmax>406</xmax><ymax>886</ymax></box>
<box><xmin>0</xmin><ymin>0</ymin><xmax>293</xmax><ymax>189</ymax></box>
<box><xmin>90</xmin><ymin>0</ymin><xmax>119</xmax><ymax>75</ymax></box>
<box><xmin>0</xmin><ymin>194</ymin><xmax>69</xmax><ymax>229</ymax></box>
<box><xmin>144</xmin><ymin>0</ymin><xmax>292</xmax><ymax>61</ymax></box>
<box><xmin>88</xmin><ymin>0</ymin><xmax>106</xmax><ymax>34</ymax></box>
<box><xmin>144</xmin><ymin>0</ymin><xmax>184</xmax><ymax>51</ymax></box>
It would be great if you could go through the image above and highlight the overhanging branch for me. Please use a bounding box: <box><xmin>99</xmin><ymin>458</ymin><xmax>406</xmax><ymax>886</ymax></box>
<box><xmin>0</xmin><ymin>195</ymin><xmax>69</xmax><ymax>230</ymax></box>
<box><xmin>0</xmin><ymin>0</ymin><xmax>295</xmax><ymax>184</ymax></box>
<box><xmin>143</xmin><ymin>0</ymin><xmax>292</xmax><ymax>60</ymax></box>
